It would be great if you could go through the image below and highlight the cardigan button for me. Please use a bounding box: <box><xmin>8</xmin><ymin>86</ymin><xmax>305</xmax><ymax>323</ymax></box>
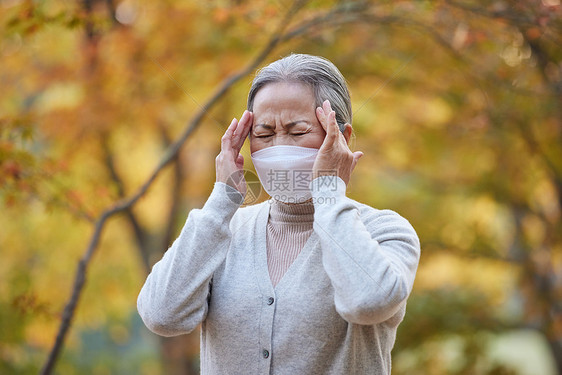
<box><xmin>262</xmin><ymin>349</ymin><xmax>270</xmax><ymax>359</ymax></box>
<box><xmin>267</xmin><ymin>297</ymin><xmax>274</xmax><ymax>305</ymax></box>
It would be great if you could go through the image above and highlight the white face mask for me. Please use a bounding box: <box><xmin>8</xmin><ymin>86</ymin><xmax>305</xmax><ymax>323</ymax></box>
<box><xmin>251</xmin><ymin>145</ymin><xmax>318</xmax><ymax>204</ymax></box>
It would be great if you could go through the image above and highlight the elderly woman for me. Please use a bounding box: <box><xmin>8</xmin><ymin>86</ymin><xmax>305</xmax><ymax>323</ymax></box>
<box><xmin>137</xmin><ymin>54</ymin><xmax>420</xmax><ymax>374</ymax></box>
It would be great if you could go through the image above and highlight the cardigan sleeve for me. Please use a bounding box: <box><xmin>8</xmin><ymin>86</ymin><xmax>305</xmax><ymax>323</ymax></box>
<box><xmin>310</xmin><ymin>176</ymin><xmax>420</xmax><ymax>325</ymax></box>
<box><xmin>137</xmin><ymin>182</ymin><xmax>243</xmax><ymax>337</ymax></box>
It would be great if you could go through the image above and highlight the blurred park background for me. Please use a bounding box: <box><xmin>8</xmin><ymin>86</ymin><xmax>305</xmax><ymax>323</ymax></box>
<box><xmin>1</xmin><ymin>0</ymin><xmax>561</xmax><ymax>374</ymax></box>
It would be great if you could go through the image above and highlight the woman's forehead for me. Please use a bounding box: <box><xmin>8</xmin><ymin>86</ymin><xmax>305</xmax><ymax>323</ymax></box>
<box><xmin>253</xmin><ymin>83</ymin><xmax>315</xmax><ymax>116</ymax></box>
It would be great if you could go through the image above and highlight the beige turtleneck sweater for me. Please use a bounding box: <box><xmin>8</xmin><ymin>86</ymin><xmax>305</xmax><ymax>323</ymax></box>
<box><xmin>266</xmin><ymin>200</ymin><xmax>314</xmax><ymax>287</ymax></box>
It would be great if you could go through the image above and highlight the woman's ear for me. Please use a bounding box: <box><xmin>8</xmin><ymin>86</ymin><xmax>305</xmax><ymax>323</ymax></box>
<box><xmin>343</xmin><ymin>123</ymin><xmax>353</xmax><ymax>144</ymax></box>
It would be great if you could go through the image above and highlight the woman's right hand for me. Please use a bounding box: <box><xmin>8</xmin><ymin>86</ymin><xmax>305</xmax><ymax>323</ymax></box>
<box><xmin>215</xmin><ymin>110</ymin><xmax>253</xmax><ymax>197</ymax></box>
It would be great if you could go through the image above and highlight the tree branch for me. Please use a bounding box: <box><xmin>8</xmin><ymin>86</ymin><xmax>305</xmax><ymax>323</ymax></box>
<box><xmin>40</xmin><ymin>0</ymin><xmax>353</xmax><ymax>373</ymax></box>
<box><xmin>100</xmin><ymin>135</ymin><xmax>153</xmax><ymax>274</ymax></box>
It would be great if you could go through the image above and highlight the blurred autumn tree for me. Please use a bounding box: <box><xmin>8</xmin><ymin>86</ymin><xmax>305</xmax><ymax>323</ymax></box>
<box><xmin>1</xmin><ymin>0</ymin><xmax>561</xmax><ymax>374</ymax></box>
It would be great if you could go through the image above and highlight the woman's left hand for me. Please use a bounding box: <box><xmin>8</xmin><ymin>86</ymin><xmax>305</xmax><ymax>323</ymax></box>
<box><xmin>314</xmin><ymin>100</ymin><xmax>363</xmax><ymax>185</ymax></box>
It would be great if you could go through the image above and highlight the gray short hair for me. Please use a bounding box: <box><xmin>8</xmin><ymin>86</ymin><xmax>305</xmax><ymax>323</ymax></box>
<box><xmin>247</xmin><ymin>54</ymin><xmax>352</xmax><ymax>132</ymax></box>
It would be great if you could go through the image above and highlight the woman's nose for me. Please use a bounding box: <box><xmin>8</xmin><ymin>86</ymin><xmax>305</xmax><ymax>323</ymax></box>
<box><xmin>271</xmin><ymin>134</ymin><xmax>291</xmax><ymax>146</ymax></box>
